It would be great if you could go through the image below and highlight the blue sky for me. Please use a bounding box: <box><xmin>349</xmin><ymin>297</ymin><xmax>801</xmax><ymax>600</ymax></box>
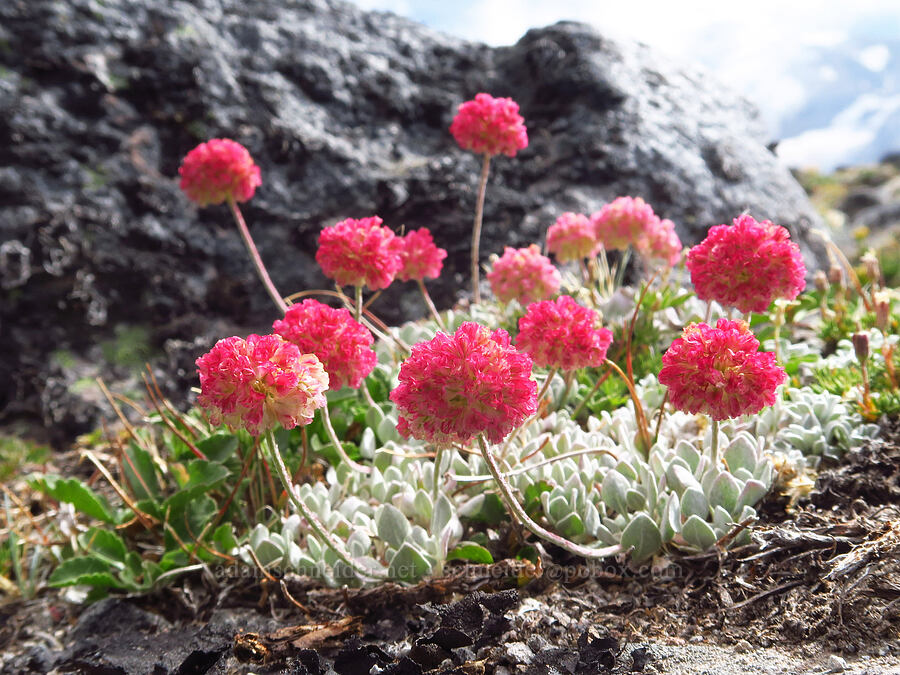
<box><xmin>352</xmin><ymin>0</ymin><xmax>900</xmax><ymax>169</ymax></box>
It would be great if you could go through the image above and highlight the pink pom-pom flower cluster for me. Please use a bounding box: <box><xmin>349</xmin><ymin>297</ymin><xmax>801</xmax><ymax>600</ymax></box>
<box><xmin>686</xmin><ymin>214</ymin><xmax>807</xmax><ymax>314</ymax></box>
<box><xmin>546</xmin><ymin>212</ymin><xmax>598</xmax><ymax>263</ymax></box>
<box><xmin>196</xmin><ymin>334</ymin><xmax>328</xmax><ymax>436</ymax></box>
<box><xmin>516</xmin><ymin>296</ymin><xmax>614</xmax><ymax>371</ymax></box>
<box><xmin>316</xmin><ymin>216</ymin><xmax>402</xmax><ymax>291</ymax></box>
<box><xmin>487</xmin><ymin>244</ymin><xmax>561</xmax><ymax>305</ymax></box>
<box><xmin>449</xmin><ymin>93</ymin><xmax>529</xmax><ymax>158</ymax></box>
<box><xmin>590</xmin><ymin>197</ymin><xmax>683</xmax><ymax>265</ymax></box>
<box><xmin>272</xmin><ymin>299</ymin><xmax>376</xmax><ymax>390</ymax></box>
<box><xmin>390</xmin><ymin>322</ymin><xmax>537</xmax><ymax>446</ymax></box>
<box><xmin>395</xmin><ymin>228</ymin><xmax>447</xmax><ymax>282</ymax></box>
<box><xmin>178</xmin><ymin>139</ymin><xmax>262</xmax><ymax>207</ymax></box>
<box><xmin>658</xmin><ymin>319</ymin><xmax>786</xmax><ymax>421</ymax></box>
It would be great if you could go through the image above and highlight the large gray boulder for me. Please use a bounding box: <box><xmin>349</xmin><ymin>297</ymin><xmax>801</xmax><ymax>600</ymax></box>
<box><xmin>0</xmin><ymin>0</ymin><xmax>824</xmax><ymax>443</ymax></box>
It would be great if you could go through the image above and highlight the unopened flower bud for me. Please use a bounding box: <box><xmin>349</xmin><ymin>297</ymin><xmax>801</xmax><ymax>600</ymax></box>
<box><xmin>860</xmin><ymin>251</ymin><xmax>881</xmax><ymax>285</ymax></box>
<box><xmin>814</xmin><ymin>270</ymin><xmax>828</xmax><ymax>293</ymax></box>
<box><xmin>874</xmin><ymin>290</ymin><xmax>891</xmax><ymax>331</ymax></box>
<box><xmin>852</xmin><ymin>332</ymin><xmax>869</xmax><ymax>364</ymax></box>
<box><xmin>828</xmin><ymin>264</ymin><xmax>844</xmax><ymax>287</ymax></box>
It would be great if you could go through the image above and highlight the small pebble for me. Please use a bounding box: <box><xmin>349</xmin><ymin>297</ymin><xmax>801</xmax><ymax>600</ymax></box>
<box><xmin>827</xmin><ymin>654</ymin><xmax>847</xmax><ymax>672</ymax></box>
<box><xmin>505</xmin><ymin>641</ymin><xmax>534</xmax><ymax>665</ymax></box>
<box><xmin>734</xmin><ymin>639</ymin><xmax>752</xmax><ymax>653</ymax></box>
<box><xmin>689</xmin><ymin>635</ymin><xmax>704</xmax><ymax>644</ymax></box>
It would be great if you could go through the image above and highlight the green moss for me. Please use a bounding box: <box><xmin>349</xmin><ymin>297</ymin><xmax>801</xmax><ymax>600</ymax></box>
<box><xmin>0</xmin><ymin>435</ymin><xmax>49</xmax><ymax>482</ymax></box>
<box><xmin>100</xmin><ymin>325</ymin><xmax>155</xmax><ymax>370</ymax></box>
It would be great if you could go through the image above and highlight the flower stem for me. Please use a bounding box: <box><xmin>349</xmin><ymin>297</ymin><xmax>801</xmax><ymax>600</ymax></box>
<box><xmin>470</xmin><ymin>153</ymin><xmax>492</xmax><ymax>304</ymax></box>
<box><xmin>320</xmin><ymin>402</ymin><xmax>371</xmax><ymax>475</ymax></box>
<box><xmin>354</xmin><ymin>285</ymin><xmax>364</xmax><ymax>324</ymax></box>
<box><xmin>417</xmin><ymin>279</ymin><xmax>446</xmax><ymax>331</ymax></box>
<box><xmin>227</xmin><ymin>198</ymin><xmax>288</xmax><ymax>314</ymax></box>
<box><xmin>263</xmin><ymin>433</ymin><xmax>386</xmax><ymax>579</ymax></box>
<box><xmin>477</xmin><ymin>435</ymin><xmax>621</xmax><ymax>559</ymax></box>
<box><xmin>571</xmin><ymin>367</ymin><xmax>613</xmax><ymax>420</ymax></box>
<box><xmin>559</xmin><ymin>370</ymin><xmax>576</xmax><ymax>410</ymax></box>
<box><xmin>432</xmin><ymin>445</ymin><xmax>444</xmax><ymax>498</ymax></box>
<box><xmin>710</xmin><ymin>417</ymin><xmax>720</xmax><ymax>466</ymax></box>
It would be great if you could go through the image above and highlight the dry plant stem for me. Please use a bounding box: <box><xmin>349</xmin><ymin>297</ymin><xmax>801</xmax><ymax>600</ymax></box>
<box><xmin>470</xmin><ymin>153</ymin><xmax>492</xmax><ymax>304</ymax></box>
<box><xmin>604</xmin><ymin>359</ymin><xmax>651</xmax><ymax>458</ymax></box>
<box><xmin>228</xmin><ymin>197</ymin><xmax>288</xmax><ymax>313</ymax></box>
<box><xmin>264</xmin><ymin>434</ymin><xmax>387</xmax><ymax>580</ymax></box>
<box><xmin>320</xmin><ymin>402</ymin><xmax>371</xmax><ymax>475</ymax></box>
<box><xmin>820</xmin><ymin>236</ymin><xmax>873</xmax><ymax>312</ymax></box>
<box><xmin>417</xmin><ymin>279</ymin><xmax>446</xmax><ymax>330</ymax></box>
<box><xmin>477</xmin><ymin>435</ymin><xmax>621</xmax><ymax>559</ymax></box>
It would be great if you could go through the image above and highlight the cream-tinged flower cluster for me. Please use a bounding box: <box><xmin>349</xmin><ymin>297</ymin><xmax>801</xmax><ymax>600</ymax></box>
<box><xmin>196</xmin><ymin>334</ymin><xmax>328</xmax><ymax>436</ymax></box>
<box><xmin>316</xmin><ymin>216</ymin><xmax>402</xmax><ymax>291</ymax></box>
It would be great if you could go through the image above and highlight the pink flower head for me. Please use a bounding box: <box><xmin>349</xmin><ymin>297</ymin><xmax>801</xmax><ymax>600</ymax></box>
<box><xmin>516</xmin><ymin>296</ymin><xmax>613</xmax><ymax>371</ymax></box>
<box><xmin>487</xmin><ymin>244</ymin><xmax>561</xmax><ymax>305</ymax></box>
<box><xmin>178</xmin><ymin>139</ymin><xmax>261</xmax><ymax>207</ymax></box>
<box><xmin>449</xmin><ymin>93</ymin><xmax>528</xmax><ymax>158</ymax></box>
<box><xmin>196</xmin><ymin>334</ymin><xmax>328</xmax><ymax>436</ymax></box>
<box><xmin>686</xmin><ymin>215</ymin><xmax>807</xmax><ymax>313</ymax></box>
<box><xmin>590</xmin><ymin>196</ymin><xmax>660</xmax><ymax>252</ymax></box>
<box><xmin>272</xmin><ymin>299</ymin><xmax>376</xmax><ymax>390</ymax></box>
<box><xmin>316</xmin><ymin>216</ymin><xmax>402</xmax><ymax>291</ymax></box>
<box><xmin>395</xmin><ymin>228</ymin><xmax>448</xmax><ymax>282</ymax></box>
<box><xmin>658</xmin><ymin>319</ymin><xmax>786</xmax><ymax>421</ymax></box>
<box><xmin>546</xmin><ymin>212</ymin><xmax>598</xmax><ymax>262</ymax></box>
<box><xmin>644</xmin><ymin>218</ymin><xmax>683</xmax><ymax>266</ymax></box>
<box><xmin>390</xmin><ymin>322</ymin><xmax>537</xmax><ymax>445</ymax></box>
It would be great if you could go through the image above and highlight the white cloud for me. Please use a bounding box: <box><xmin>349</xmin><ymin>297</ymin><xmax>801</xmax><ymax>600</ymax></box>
<box><xmin>858</xmin><ymin>44</ymin><xmax>891</xmax><ymax>72</ymax></box>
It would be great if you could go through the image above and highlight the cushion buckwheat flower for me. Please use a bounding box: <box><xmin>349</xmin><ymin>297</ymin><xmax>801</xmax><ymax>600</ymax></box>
<box><xmin>516</xmin><ymin>296</ymin><xmax>613</xmax><ymax>371</ymax></box>
<box><xmin>390</xmin><ymin>322</ymin><xmax>537</xmax><ymax>446</ymax></box>
<box><xmin>272</xmin><ymin>299</ymin><xmax>376</xmax><ymax>390</ymax></box>
<box><xmin>643</xmin><ymin>217</ymin><xmax>682</xmax><ymax>266</ymax></box>
<box><xmin>658</xmin><ymin>319</ymin><xmax>786</xmax><ymax>421</ymax></box>
<box><xmin>316</xmin><ymin>216</ymin><xmax>402</xmax><ymax>291</ymax></box>
<box><xmin>196</xmin><ymin>334</ymin><xmax>328</xmax><ymax>436</ymax></box>
<box><xmin>686</xmin><ymin>214</ymin><xmax>807</xmax><ymax>314</ymax></box>
<box><xmin>449</xmin><ymin>93</ymin><xmax>528</xmax><ymax>158</ymax></box>
<box><xmin>395</xmin><ymin>228</ymin><xmax>447</xmax><ymax>282</ymax></box>
<box><xmin>178</xmin><ymin>138</ymin><xmax>261</xmax><ymax>207</ymax></box>
<box><xmin>487</xmin><ymin>244</ymin><xmax>561</xmax><ymax>305</ymax></box>
<box><xmin>546</xmin><ymin>212</ymin><xmax>598</xmax><ymax>262</ymax></box>
<box><xmin>590</xmin><ymin>196</ymin><xmax>660</xmax><ymax>252</ymax></box>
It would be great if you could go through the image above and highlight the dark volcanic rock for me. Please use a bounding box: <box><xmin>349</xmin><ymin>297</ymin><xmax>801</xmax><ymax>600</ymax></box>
<box><xmin>0</xmin><ymin>0</ymin><xmax>825</xmax><ymax>444</ymax></box>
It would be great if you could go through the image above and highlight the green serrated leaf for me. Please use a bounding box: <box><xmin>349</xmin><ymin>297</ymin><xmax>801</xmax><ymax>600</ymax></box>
<box><xmin>447</xmin><ymin>542</ymin><xmax>494</xmax><ymax>564</ymax></box>
<box><xmin>48</xmin><ymin>556</ymin><xmax>124</xmax><ymax>589</ymax></box>
<box><xmin>122</xmin><ymin>442</ymin><xmax>161</xmax><ymax>501</ymax></box>
<box><xmin>195</xmin><ymin>434</ymin><xmax>239</xmax><ymax>462</ymax></box>
<box><xmin>78</xmin><ymin>528</ymin><xmax>128</xmax><ymax>568</ymax></box>
<box><xmin>28</xmin><ymin>474</ymin><xmax>115</xmax><ymax>523</ymax></box>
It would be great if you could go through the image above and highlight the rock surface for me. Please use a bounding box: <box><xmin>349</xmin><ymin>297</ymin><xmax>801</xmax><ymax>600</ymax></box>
<box><xmin>0</xmin><ymin>0</ymin><xmax>825</xmax><ymax>443</ymax></box>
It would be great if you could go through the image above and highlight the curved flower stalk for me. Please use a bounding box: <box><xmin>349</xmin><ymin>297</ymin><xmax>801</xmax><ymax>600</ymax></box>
<box><xmin>450</xmin><ymin>93</ymin><xmax>528</xmax><ymax>303</ymax></box>
<box><xmin>178</xmin><ymin>139</ymin><xmax>287</xmax><ymax>313</ymax></box>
